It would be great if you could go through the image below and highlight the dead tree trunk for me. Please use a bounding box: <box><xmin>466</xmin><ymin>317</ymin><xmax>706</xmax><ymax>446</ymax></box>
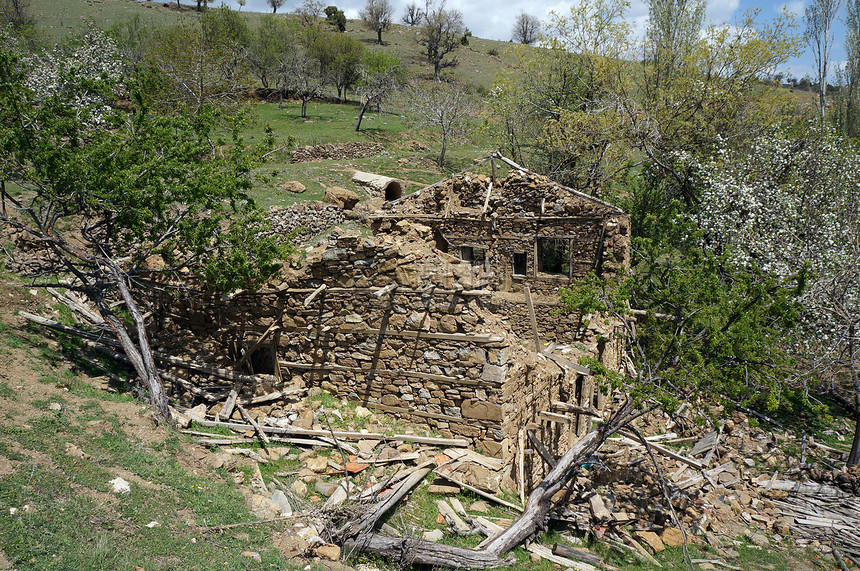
<box><xmin>338</xmin><ymin>401</ymin><xmax>638</xmax><ymax>568</ymax></box>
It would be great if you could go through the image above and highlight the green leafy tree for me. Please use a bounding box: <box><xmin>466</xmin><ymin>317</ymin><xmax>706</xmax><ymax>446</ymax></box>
<box><xmin>145</xmin><ymin>9</ymin><xmax>253</xmax><ymax>114</ymax></box>
<box><xmin>324</xmin><ymin>5</ymin><xmax>347</xmax><ymax>31</ymax></box>
<box><xmin>843</xmin><ymin>0</ymin><xmax>860</xmax><ymax>136</ymax></box>
<box><xmin>309</xmin><ymin>30</ymin><xmax>364</xmax><ymax>99</ymax></box>
<box><xmin>0</xmin><ymin>38</ymin><xmax>286</xmax><ymax>420</ymax></box>
<box><xmin>491</xmin><ymin>0</ymin><xmax>634</xmax><ymax>191</ymax></box>
<box><xmin>247</xmin><ymin>15</ymin><xmax>299</xmax><ymax>91</ymax></box>
<box><xmin>561</xmin><ymin>196</ymin><xmax>804</xmax><ymax>418</ymax></box>
<box><xmin>354</xmin><ymin>51</ymin><xmax>405</xmax><ymax>130</ymax></box>
<box><xmin>805</xmin><ymin>0</ymin><xmax>842</xmax><ymax>120</ymax></box>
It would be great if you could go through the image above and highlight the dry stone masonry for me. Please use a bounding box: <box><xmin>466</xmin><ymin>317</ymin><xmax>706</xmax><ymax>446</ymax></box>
<box><xmin>158</xmin><ymin>155</ymin><xmax>631</xmax><ymax>491</ymax></box>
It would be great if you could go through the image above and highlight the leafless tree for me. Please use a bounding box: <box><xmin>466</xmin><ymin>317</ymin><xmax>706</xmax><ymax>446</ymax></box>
<box><xmin>405</xmin><ymin>81</ymin><xmax>475</xmax><ymax>166</ymax></box>
<box><xmin>512</xmin><ymin>12</ymin><xmax>541</xmax><ymax>44</ymax></box>
<box><xmin>401</xmin><ymin>1</ymin><xmax>423</xmax><ymax>25</ymax></box>
<box><xmin>360</xmin><ymin>0</ymin><xmax>395</xmax><ymax>44</ymax></box>
<box><xmin>294</xmin><ymin>0</ymin><xmax>325</xmax><ymax>27</ymax></box>
<box><xmin>267</xmin><ymin>0</ymin><xmax>287</xmax><ymax>13</ymax></box>
<box><xmin>806</xmin><ymin>0</ymin><xmax>843</xmax><ymax>120</ymax></box>
<box><xmin>283</xmin><ymin>50</ymin><xmax>327</xmax><ymax>117</ymax></box>
<box><xmin>418</xmin><ymin>0</ymin><xmax>464</xmax><ymax>80</ymax></box>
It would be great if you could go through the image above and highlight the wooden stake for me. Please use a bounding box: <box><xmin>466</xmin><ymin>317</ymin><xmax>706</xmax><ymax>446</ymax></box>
<box><xmin>524</xmin><ymin>285</ymin><xmax>541</xmax><ymax>353</ymax></box>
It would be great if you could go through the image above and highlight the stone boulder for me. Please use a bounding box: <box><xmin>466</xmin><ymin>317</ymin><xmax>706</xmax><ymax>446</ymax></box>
<box><xmin>324</xmin><ymin>186</ymin><xmax>360</xmax><ymax>210</ymax></box>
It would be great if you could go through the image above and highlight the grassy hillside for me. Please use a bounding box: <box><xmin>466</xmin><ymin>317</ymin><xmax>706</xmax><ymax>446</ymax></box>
<box><xmin>27</xmin><ymin>0</ymin><xmax>518</xmax><ymax>91</ymax></box>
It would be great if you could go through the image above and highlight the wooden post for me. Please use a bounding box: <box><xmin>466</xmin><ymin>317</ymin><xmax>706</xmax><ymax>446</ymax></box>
<box><xmin>517</xmin><ymin>427</ymin><xmax>527</xmax><ymax>503</ymax></box>
<box><xmin>524</xmin><ymin>285</ymin><xmax>541</xmax><ymax>353</ymax></box>
<box><xmin>491</xmin><ymin>156</ymin><xmax>496</xmax><ymax>185</ymax></box>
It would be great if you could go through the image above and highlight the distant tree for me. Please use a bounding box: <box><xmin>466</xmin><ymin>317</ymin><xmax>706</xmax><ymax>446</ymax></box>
<box><xmin>237</xmin><ymin>0</ymin><xmax>247</xmax><ymax>10</ymax></box>
<box><xmin>324</xmin><ymin>5</ymin><xmax>347</xmax><ymax>31</ymax></box>
<box><xmin>406</xmin><ymin>81</ymin><xmax>475</xmax><ymax>166</ymax></box>
<box><xmin>512</xmin><ymin>12</ymin><xmax>541</xmax><ymax>44</ymax></box>
<box><xmin>247</xmin><ymin>15</ymin><xmax>298</xmax><ymax>91</ymax></box>
<box><xmin>145</xmin><ymin>9</ymin><xmax>252</xmax><ymax>114</ymax></box>
<box><xmin>295</xmin><ymin>0</ymin><xmax>325</xmax><ymax>27</ymax></box>
<box><xmin>846</xmin><ymin>0</ymin><xmax>860</xmax><ymax>136</ymax></box>
<box><xmin>284</xmin><ymin>49</ymin><xmax>326</xmax><ymax>116</ymax></box>
<box><xmin>645</xmin><ymin>0</ymin><xmax>704</xmax><ymax>91</ymax></box>
<box><xmin>355</xmin><ymin>51</ymin><xmax>405</xmax><ymax>130</ymax></box>
<box><xmin>401</xmin><ymin>1</ymin><xmax>423</xmax><ymax>26</ymax></box>
<box><xmin>361</xmin><ymin>0</ymin><xmax>394</xmax><ymax>44</ymax></box>
<box><xmin>309</xmin><ymin>30</ymin><xmax>364</xmax><ymax>99</ymax></box>
<box><xmin>267</xmin><ymin>0</ymin><xmax>287</xmax><ymax>13</ymax></box>
<box><xmin>418</xmin><ymin>0</ymin><xmax>464</xmax><ymax>80</ymax></box>
<box><xmin>806</xmin><ymin>0</ymin><xmax>842</xmax><ymax>120</ymax></box>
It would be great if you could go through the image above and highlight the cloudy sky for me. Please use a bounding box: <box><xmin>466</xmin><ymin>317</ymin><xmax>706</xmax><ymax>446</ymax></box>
<box><xmin>213</xmin><ymin>0</ymin><xmax>844</xmax><ymax>80</ymax></box>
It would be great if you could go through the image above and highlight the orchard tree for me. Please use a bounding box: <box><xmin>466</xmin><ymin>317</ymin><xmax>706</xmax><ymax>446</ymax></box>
<box><xmin>309</xmin><ymin>30</ymin><xmax>364</xmax><ymax>99</ymax></box>
<box><xmin>401</xmin><ymin>1</ymin><xmax>423</xmax><ymax>25</ymax></box>
<box><xmin>418</xmin><ymin>0</ymin><xmax>464</xmax><ymax>80</ymax></box>
<box><xmin>355</xmin><ymin>51</ymin><xmax>405</xmax><ymax>130</ymax></box>
<box><xmin>512</xmin><ymin>12</ymin><xmax>541</xmax><ymax>44</ymax></box>
<box><xmin>247</xmin><ymin>15</ymin><xmax>298</xmax><ymax>91</ymax></box>
<box><xmin>406</xmin><ymin>81</ymin><xmax>475</xmax><ymax>166</ymax></box>
<box><xmin>361</xmin><ymin>0</ymin><xmax>394</xmax><ymax>44</ymax></box>
<box><xmin>693</xmin><ymin>128</ymin><xmax>860</xmax><ymax>464</ymax></box>
<box><xmin>145</xmin><ymin>9</ymin><xmax>252</xmax><ymax>114</ymax></box>
<box><xmin>284</xmin><ymin>49</ymin><xmax>326</xmax><ymax>116</ymax></box>
<box><xmin>267</xmin><ymin>0</ymin><xmax>287</xmax><ymax>13</ymax></box>
<box><xmin>845</xmin><ymin>0</ymin><xmax>860</xmax><ymax>136</ymax></box>
<box><xmin>491</xmin><ymin>0</ymin><xmax>633</xmax><ymax>190</ymax></box>
<box><xmin>0</xmin><ymin>36</ymin><xmax>286</xmax><ymax>421</ymax></box>
<box><xmin>645</xmin><ymin>0</ymin><xmax>704</xmax><ymax>91</ymax></box>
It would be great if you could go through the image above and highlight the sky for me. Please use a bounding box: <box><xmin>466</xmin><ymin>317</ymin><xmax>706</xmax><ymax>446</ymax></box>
<box><xmin>213</xmin><ymin>0</ymin><xmax>848</xmax><ymax>81</ymax></box>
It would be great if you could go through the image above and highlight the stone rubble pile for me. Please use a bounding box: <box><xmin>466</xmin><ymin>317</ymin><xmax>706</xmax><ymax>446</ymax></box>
<box><xmin>290</xmin><ymin>142</ymin><xmax>384</xmax><ymax>163</ymax></box>
<box><xmin>266</xmin><ymin>202</ymin><xmax>345</xmax><ymax>245</ymax></box>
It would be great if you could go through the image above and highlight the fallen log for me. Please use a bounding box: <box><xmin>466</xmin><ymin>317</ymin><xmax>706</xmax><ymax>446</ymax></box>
<box><xmin>338</xmin><ymin>401</ymin><xmax>640</xmax><ymax>568</ymax></box>
<box><xmin>342</xmin><ymin>534</ymin><xmax>511</xmax><ymax>568</ymax></box>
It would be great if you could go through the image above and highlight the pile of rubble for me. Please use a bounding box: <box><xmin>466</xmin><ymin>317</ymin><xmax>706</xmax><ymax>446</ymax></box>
<box><xmin>266</xmin><ymin>202</ymin><xmax>345</xmax><ymax>245</ymax></box>
<box><xmin>166</xmin><ymin>382</ymin><xmax>859</xmax><ymax>570</ymax></box>
<box><xmin>290</xmin><ymin>142</ymin><xmax>384</xmax><ymax>163</ymax></box>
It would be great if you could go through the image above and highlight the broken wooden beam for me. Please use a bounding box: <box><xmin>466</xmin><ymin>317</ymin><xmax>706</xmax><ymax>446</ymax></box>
<box><xmin>194</xmin><ymin>418</ymin><xmax>470</xmax><ymax>447</ymax></box>
<box><xmin>527</xmin><ymin>429</ymin><xmax>557</xmax><ymax>469</ymax></box>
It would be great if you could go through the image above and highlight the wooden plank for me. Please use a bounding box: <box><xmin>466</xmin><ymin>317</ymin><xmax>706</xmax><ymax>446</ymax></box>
<box><xmin>272</xmin><ymin>286</ymin><xmax>493</xmax><ymax>297</ymax></box>
<box><xmin>437</xmin><ymin>499</ymin><xmax>471</xmax><ymax>533</ymax></box>
<box><xmin>279</xmin><ymin>361</ymin><xmax>463</xmax><ymax>383</ymax></box>
<box><xmin>234</xmin><ymin>319</ymin><xmax>280</xmax><ymax>369</ymax></box>
<box><xmin>527</xmin><ymin>543</ymin><xmax>598</xmax><ymax>571</ymax></box>
<box><xmin>282</xmin><ymin>326</ymin><xmax>502</xmax><ymax>344</ymax></box>
<box><xmin>618</xmin><ymin>431</ymin><xmax>703</xmax><ymax>470</ymax></box>
<box><xmin>372</xmin><ymin>402</ymin><xmax>491</xmax><ymax>424</ymax></box>
<box><xmin>481</xmin><ymin>182</ymin><xmax>493</xmax><ymax>214</ymax></box>
<box><xmin>194</xmin><ymin>419</ymin><xmax>470</xmax><ymax>447</ymax></box>
<box><xmin>524</xmin><ymin>285</ymin><xmax>542</xmax><ymax>353</ymax></box>
<box><xmin>541</xmin><ymin>349</ymin><xmax>593</xmax><ymax>376</ymax></box>
<box><xmin>517</xmin><ymin>428</ymin><xmax>527</xmax><ymax>504</ymax></box>
<box><xmin>303</xmin><ymin>284</ymin><xmax>327</xmax><ymax>307</ymax></box>
<box><xmin>551</xmin><ymin>401</ymin><xmax>601</xmax><ymax>418</ymax></box>
<box><xmin>432</xmin><ymin>468</ymin><xmax>524</xmax><ymax>512</ymax></box>
<box><xmin>540</xmin><ymin>411</ymin><xmax>573</xmax><ymax>424</ymax></box>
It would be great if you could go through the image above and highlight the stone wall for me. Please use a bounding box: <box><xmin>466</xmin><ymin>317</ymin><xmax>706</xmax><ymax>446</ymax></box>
<box><xmin>159</xmin><ymin>229</ymin><xmax>611</xmax><ymax>470</ymax></box>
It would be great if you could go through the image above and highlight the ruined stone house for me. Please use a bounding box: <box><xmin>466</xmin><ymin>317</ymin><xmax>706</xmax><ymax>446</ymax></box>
<box><xmin>161</xmin><ymin>154</ymin><xmax>630</xmax><ymax>489</ymax></box>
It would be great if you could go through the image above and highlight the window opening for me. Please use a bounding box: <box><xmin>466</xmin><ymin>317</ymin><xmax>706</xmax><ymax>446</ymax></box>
<box><xmin>538</xmin><ymin>238</ymin><xmax>570</xmax><ymax>276</ymax></box>
<box><xmin>512</xmin><ymin>252</ymin><xmax>527</xmax><ymax>275</ymax></box>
